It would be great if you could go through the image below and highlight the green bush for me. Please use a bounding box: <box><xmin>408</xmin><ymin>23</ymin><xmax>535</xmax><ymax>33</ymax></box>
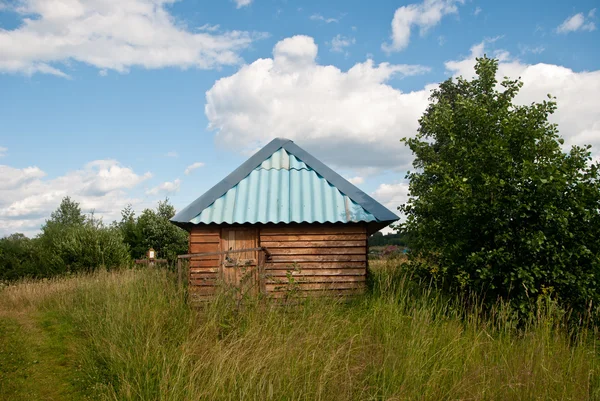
<box><xmin>0</xmin><ymin>234</ymin><xmax>43</xmax><ymax>281</ymax></box>
<box><xmin>401</xmin><ymin>56</ymin><xmax>600</xmax><ymax>321</ymax></box>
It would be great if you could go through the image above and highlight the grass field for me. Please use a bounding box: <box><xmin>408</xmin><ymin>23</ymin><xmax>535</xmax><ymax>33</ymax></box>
<box><xmin>1</xmin><ymin>261</ymin><xmax>599</xmax><ymax>400</ymax></box>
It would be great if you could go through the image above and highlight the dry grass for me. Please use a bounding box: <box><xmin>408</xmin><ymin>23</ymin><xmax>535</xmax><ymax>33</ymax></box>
<box><xmin>1</xmin><ymin>262</ymin><xmax>600</xmax><ymax>400</ymax></box>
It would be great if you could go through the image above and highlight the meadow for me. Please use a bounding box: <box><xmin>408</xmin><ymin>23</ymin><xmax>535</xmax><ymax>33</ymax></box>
<box><xmin>1</xmin><ymin>260</ymin><xmax>599</xmax><ymax>401</ymax></box>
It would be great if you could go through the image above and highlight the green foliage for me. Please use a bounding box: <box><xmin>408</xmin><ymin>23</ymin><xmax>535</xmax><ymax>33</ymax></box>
<box><xmin>368</xmin><ymin>231</ymin><xmax>409</xmax><ymax>247</ymax></box>
<box><xmin>401</xmin><ymin>56</ymin><xmax>600</xmax><ymax>320</ymax></box>
<box><xmin>0</xmin><ymin>197</ymin><xmax>130</xmax><ymax>280</ymax></box>
<box><xmin>40</xmin><ymin>217</ymin><xmax>130</xmax><ymax>275</ymax></box>
<box><xmin>0</xmin><ymin>234</ymin><xmax>43</xmax><ymax>281</ymax></box>
<box><xmin>118</xmin><ymin>198</ymin><xmax>189</xmax><ymax>263</ymax></box>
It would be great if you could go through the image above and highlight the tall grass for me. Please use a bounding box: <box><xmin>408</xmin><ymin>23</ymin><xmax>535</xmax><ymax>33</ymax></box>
<box><xmin>1</xmin><ymin>262</ymin><xmax>600</xmax><ymax>400</ymax></box>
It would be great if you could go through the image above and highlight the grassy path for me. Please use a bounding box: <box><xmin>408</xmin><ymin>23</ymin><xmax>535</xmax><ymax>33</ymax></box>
<box><xmin>0</xmin><ymin>309</ymin><xmax>84</xmax><ymax>401</ymax></box>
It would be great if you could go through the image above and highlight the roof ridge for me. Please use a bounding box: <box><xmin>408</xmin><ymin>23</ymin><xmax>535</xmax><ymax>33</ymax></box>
<box><xmin>170</xmin><ymin>137</ymin><xmax>399</xmax><ymax>226</ymax></box>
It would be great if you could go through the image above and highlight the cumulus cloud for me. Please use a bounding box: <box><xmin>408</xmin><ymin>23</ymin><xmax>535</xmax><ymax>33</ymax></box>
<box><xmin>0</xmin><ymin>146</ymin><xmax>7</xmax><ymax>158</ymax></box>
<box><xmin>205</xmin><ymin>34</ymin><xmax>600</xmax><ymax>175</ymax></box>
<box><xmin>329</xmin><ymin>34</ymin><xmax>355</xmax><ymax>53</ymax></box>
<box><xmin>382</xmin><ymin>0</ymin><xmax>464</xmax><ymax>53</ymax></box>
<box><xmin>146</xmin><ymin>178</ymin><xmax>181</xmax><ymax>195</ymax></box>
<box><xmin>0</xmin><ymin>160</ymin><xmax>151</xmax><ymax>236</ymax></box>
<box><xmin>0</xmin><ymin>0</ymin><xmax>264</xmax><ymax>77</ymax></box>
<box><xmin>205</xmin><ymin>35</ymin><xmax>432</xmax><ymax>170</ymax></box>
<box><xmin>556</xmin><ymin>10</ymin><xmax>596</xmax><ymax>34</ymax></box>
<box><xmin>184</xmin><ymin>162</ymin><xmax>205</xmax><ymax>175</ymax></box>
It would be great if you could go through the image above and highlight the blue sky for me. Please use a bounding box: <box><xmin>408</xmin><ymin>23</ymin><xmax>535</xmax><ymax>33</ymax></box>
<box><xmin>1</xmin><ymin>0</ymin><xmax>599</xmax><ymax>236</ymax></box>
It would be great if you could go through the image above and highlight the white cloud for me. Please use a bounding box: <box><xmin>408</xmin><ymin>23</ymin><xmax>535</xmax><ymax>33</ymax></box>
<box><xmin>0</xmin><ymin>160</ymin><xmax>151</xmax><ymax>236</ymax></box>
<box><xmin>234</xmin><ymin>0</ymin><xmax>252</xmax><ymax>8</ymax></box>
<box><xmin>0</xmin><ymin>0</ymin><xmax>264</xmax><ymax>77</ymax></box>
<box><xmin>205</xmin><ymin>35</ymin><xmax>600</xmax><ymax>175</ymax></box>
<box><xmin>165</xmin><ymin>151</ymin><xmax>179</xmax><ymax>158</ymax></box>
<box><xmin>310</xmin><ymin>14</ymin><xmax>339</xmax><ymax>23</ymax></box>
<box><xmin>556</xmin><ymin>10</ymin><xmax>597</xmax><ymax>34</ymax></box>
<box><xmin>473</xmin><ymin>6</ymin><xmax>482</xmax><ymax>16</ymax></box>
<box><xmin>329</xmin><ymin>34</ymin><xmax>355</xmax><ymax>53</ymax></box>
<box><xmin>347</xmin><ymin>176</ymin><xmax>364</xmax><ymax>185</ymax></box>
<box><xmin>184</xmin><ymin>162</ymin><xmax>205</xmax><ymax>175</ymax></box>
<box><xmin>382</xmin><ymin>0</ymin><xmax>464</xmax><ymax>53</ymax></box>
<box><xmin>205</xmin><ymin>35</ymin><xmax>432</xmax><ymax>170</ymax></box>
<box><xmin>445</xmin><ymin>40</ymin><xmax>600</xmax><ymax>161</ymax></box>
<box><xmin>146</xmin><ymin>178</ymin><xmax>181</xmax><ymax>195</ymax></box>
<box><xmin>371</xmin><ymin>182</ymin><xmax>409</xmax><ymax>215</ymax></box>
<box><xmin>0</xmin><ymin>146</ymin><xmax>7</xmax><ymax>158</ymax></box>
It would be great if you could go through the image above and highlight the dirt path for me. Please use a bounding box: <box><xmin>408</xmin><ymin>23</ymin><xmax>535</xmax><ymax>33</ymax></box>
<box><xmin>0</xmin><ymin>308</ymin><xmax>84</xmax><ymax>401</ymax></box>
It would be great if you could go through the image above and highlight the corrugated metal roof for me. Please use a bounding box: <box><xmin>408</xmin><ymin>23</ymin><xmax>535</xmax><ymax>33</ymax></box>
<box><xmin>190</xmin><ymin>152</ymin><xmax>377</xmax><ymax>224</ymax></box>
<box><xmin>171</xmin><ymin>138</ymin><xmax>399</xmax><ymax>229</ymax></box>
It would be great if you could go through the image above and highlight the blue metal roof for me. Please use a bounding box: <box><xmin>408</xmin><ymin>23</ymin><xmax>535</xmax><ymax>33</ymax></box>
<box><xmin>190</xmin><ymin>149</ymin><xmax>376</xmax><ymax>225</ymax></box>
<box><xmin>171</xmin><ymin>138</ymin><xmax>399</xmax><ymax>230</ymax></box>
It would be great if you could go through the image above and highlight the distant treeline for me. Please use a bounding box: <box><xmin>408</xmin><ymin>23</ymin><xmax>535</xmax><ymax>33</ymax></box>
<box><xmin>368</xmin><ymin>232</ymin><xmax>408</xmax><ymax>247</ymax></box>
<box><xmin>0</xmin><ymin>197</ymin><xmax>188</xmax><ymax>281</ymax></box>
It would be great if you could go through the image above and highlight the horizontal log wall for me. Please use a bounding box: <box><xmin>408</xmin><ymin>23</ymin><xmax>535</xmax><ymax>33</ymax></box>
<box><xmin>260</xmin><ymin>223</ymin><xmax>368</xmax><ymax>297</ymax></box>
<box><xmin>188</xmin><ymin>226</ymin><xmax>220</xmax><ymax>301</ymax></box>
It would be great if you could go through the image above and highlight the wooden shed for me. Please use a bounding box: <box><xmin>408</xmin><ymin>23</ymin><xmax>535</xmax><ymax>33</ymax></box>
<box><xmin>170</xmin><ymin>138</ymin><xmax>399</xmax><ymax>300</ymax></box>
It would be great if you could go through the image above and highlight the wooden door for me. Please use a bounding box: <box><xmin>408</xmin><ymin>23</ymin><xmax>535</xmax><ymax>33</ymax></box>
<box><xmin>220</xmin><ymin>227</ymin><xmax>261</xmax><ymax>295</ymax></box>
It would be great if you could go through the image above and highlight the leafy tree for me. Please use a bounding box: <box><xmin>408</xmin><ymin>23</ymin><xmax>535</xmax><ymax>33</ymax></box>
<box><xmin>47</xmin><ymin>196</ymin><xmax>85</xmax><ymax>227</ymax></box>
<box><xmin>401</xmin><ymin>56</ymin><xmax>600</xmax><ymax>318</ymax></box>
<box><xmin>118</xmin><ymin>199</ymin><xmax>188</xmax><ymax>263</ymax></box>
<box><xmin>38</xmin><ymin>197</ymin><xmax>130</xmax><ymax>275</ymax></box>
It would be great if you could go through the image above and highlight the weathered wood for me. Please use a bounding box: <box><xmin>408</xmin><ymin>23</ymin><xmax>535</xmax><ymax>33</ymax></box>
<box><xmin>267</xmin><ymin>247</ymin><xmax>366</xmax><ymax>255</ymax></box>
<box><xmin>220</xmin><ymin>228</ymin><xmax>260</xmax><ymax>296</ymax></box>
<box><xmin>260</xmin><ymin>240</ymin><xmax>365</xmax><ymax>248</ymax></box>
<box><xmin>178</xmin><ymin>247</ymin><xmax>267</xmax><ymax>259</ymax></box>
<box><xmin>266</xmin><ymin>275</ymin><xmax>365</xmax><ymax>284</ymax></box>
<box><xmin>190</xmin><ymin>267</ymin><xmax>219</xmax><ymax>274</ymax></box>
<box><xmin>265</xmin><ymin>262</ymin><xmax>365</xmax><ymax>269</ymax></box>
<box><xmin>189</xmin><ymin>227</ymin><xmax>221</xmax><ymax>235</ymax></box>
<box><xmin>189</xmin><ymin>260</ymin><xmax>220</xmax><ymax>268</ymax></box>
<box><xmin>267</xmin><ymin>288</ymin><xmax>365</xmax><ymax>298</ymax></box>
<box><xmin>270</xmin><ymin>254</ymin><xmax>367</xmax><ymax>262</ymax></box>
<box><xmin>260</xmin><ymin>234</ymin><xmax>366</xmax><ymax>242</ymax></box>
<box><xmin>189</xmin><ymin>279</ymin><xmax>218</xmax><ymax>286</ymax></box>
<box><xmin>264</xmin><ymin>268</ymin><xmax>366</xmax><ymax>276</ymax></box>
<box><xmin>261</xmin><ymin>226</ymin><xmax>365</xmax><ymax>235</ymax></box>
<box><xmin>190</xmin><ymin>243</ymin><xmax>219</xmax><ymax>253</ymax></box>
<box><xmin>190</xmin><ymin>237</ymin><xmax>220</xmax><ymax>244</ymax></box>
<box><xmin>266</xmin><ymin>281</ymin><xmax>365</xmax><ymax>291</ymax></box>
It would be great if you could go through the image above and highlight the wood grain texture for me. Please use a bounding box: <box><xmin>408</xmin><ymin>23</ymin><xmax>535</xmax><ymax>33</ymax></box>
<box><xmin>187</xmin><ymin>226</ymin><xmax>221</xmax><ymax>293</ymax></box>
<box><xmin>186</xmin><ymin>223</ymin><xmax>368</xmax><ymax>298</ymax></box>
<box><xmin>261</xmin><ymin>223</ymin><xmax>367</xmax><ymax>295</ymax></box>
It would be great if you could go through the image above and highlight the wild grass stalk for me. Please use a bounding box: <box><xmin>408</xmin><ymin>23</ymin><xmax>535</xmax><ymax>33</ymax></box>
<box><xmin>1</xmin><ymin>262</ymin><xmax>599</xmax><ymax>400</ymax></box>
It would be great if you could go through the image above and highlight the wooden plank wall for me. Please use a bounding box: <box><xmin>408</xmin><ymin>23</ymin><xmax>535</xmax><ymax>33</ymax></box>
<box><xmin>260</xmin><ymin>223</ymin><xmax>368</xmax><ymax>297</ymax></box>
<box><xmin>188</xmin><ymin>226</ymin><xmax>220</xmax><ymax>300</ymax></box>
